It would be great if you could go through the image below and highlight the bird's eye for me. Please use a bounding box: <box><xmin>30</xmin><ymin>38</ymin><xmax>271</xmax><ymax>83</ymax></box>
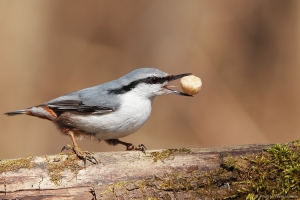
<box><xmin>152</xmin><ymin>77</ymin><xmax>158</xmax><ymax>83</ymax></box>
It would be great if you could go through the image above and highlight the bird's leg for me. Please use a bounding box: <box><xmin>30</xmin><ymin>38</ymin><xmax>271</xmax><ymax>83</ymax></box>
<box><xmin>61</xmin><ymin>131</ymin><xmax>98</xmax><ymax>164</ymax></box>
<box><xmin>105</xmin><ymin>139</ymin><xmax>147</xmax><ymax>154</ymax></box>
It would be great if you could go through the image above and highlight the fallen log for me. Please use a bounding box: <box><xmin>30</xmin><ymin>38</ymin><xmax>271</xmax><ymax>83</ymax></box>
<box><xmin>0</xmin><ymin>142</ymin><xmax>299</xmax><ymax>199</ymax></box>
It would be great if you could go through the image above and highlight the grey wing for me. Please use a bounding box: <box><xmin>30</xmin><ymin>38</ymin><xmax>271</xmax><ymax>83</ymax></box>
<box><xmin>42</xmin><ymin>90</ymin><xmax>118</xmax><ymax>114</ymax></box>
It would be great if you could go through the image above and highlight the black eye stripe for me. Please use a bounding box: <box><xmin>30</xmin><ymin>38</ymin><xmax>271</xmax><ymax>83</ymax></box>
<box><xmin>146</xmin><ymin>76</ymin><xmax>168</xmax><ymax>84</ymax></box>
<box><xmin>108</xmin><ymin>76</ymin><xmax>171</xmax><ymax>95</ymax></box>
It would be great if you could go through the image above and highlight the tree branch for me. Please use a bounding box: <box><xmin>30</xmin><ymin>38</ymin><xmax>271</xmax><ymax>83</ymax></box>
<box><xmin>1</xmin><ymin>143</ymin><xmax>298</xmax><ymax>199</ymax></box>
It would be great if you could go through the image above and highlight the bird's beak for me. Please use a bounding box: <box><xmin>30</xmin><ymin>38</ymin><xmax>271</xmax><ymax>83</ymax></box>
<box><xmin>164</xmin><ymin>73</ymin><xmax>193</xmax><ymax>96</ymax></box>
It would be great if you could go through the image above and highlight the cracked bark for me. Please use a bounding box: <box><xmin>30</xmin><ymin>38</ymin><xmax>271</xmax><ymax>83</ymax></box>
<box><xmin>0</xmin><ymin>144</ymin><xmax>272</xmax><ymax>199</ymax></box>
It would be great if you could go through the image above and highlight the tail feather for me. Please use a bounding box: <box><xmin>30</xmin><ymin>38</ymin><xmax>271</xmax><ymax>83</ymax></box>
<box><xmin>5</xmin><ymin>107</ymin><xmax>57</xmax><ymax>121</ymax></box>
<box><xmin>5</xmin><ymin>109</ymin><xmax>27</xmax><ymax>116</ymax></box>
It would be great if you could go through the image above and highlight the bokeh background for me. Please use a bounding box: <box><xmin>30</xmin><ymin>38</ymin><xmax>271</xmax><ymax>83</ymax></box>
<box><xmin>1</xmin><ymin>1</ymin><xmax>300</xmax><ymax>159</ymax></box>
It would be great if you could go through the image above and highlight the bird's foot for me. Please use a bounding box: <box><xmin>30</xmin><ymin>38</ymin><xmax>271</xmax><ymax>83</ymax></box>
<box><xmin>61</xmin><ymin>144</ymin><xmax>98</xmax><ymax>165</ymax></box>
<box><xmin>126</xmin><ymin>143</ymin><xmax>147</xmax><ymax>154</ymax></box>
<box><xmin>104</xmin><ymin>139</ymin><xmax>147</xmax><ymax>154</ymax></box>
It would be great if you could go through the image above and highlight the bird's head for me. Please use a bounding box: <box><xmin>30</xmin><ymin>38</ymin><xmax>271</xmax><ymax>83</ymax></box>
<box><xmin>108</xmin><ymin>68</ymin><xmax>192</xmax><ymax>99</ymax></box>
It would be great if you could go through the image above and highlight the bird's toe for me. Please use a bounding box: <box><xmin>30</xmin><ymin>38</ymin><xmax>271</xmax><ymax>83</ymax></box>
<box><xmin>61</xmin><ymin>145</ymin><xmax>99</xmax><ymax>165</ymax></box>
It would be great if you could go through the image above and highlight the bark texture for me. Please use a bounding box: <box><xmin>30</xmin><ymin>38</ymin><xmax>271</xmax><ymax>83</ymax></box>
<box><xmin>0</xmin><ymin>144</ymin><xmax>273</xmax><ymax>199</ymax></box>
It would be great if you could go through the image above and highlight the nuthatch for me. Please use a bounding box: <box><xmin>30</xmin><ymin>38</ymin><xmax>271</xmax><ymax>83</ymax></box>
<box><xmin>5</xmin><ymin>68</ymin><xmax>192</xmax><ymax>163</ymax></box>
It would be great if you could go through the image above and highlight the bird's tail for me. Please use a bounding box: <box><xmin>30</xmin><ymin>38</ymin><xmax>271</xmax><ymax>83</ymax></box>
<box><xmin>5</xmin><ymin>109</ymin><xmax>27</xmax><ymax>116</ymax></box>
<box><xmin>5</xmin><ymin>107</ymin><xmax>57</xmax><ymax>121</ymax></box>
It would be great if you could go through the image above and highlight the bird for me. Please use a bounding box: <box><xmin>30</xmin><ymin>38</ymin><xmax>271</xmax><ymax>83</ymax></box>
<box><xmin>5</xmin><ymin>68</ymin><xmax>193</xmax><ymax>164</ymax></box>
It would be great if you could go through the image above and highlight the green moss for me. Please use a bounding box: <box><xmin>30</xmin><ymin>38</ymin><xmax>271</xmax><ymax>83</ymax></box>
<box><xmin>221</xmin><ymin>155</ymin><xmax>237</xmax><ymax>170</ymax></box>
<box><xmin>153</xmin><ymin>142</ymin><xmax>300</xmax><ymax>198</ymax></box>
<box><xmin>246</xmin><ymin>142</ymin><xmax>300</xmax><ymax>196</ymax></box>
<box><xmin>149</xmin><ymin>148</ymin><xmax>191</xmax><ymax>162</ymax></box>
<box><xmin>47</xmin><ymin>153</ymin><xmax>84</xmax><ymax>186</ymax></box>
<box><xmin>99</xmin><ymin>142</ymin><xmax>300</xmax><ymax>199</ymax></box>
<box><xmin>0</xmin><ymin>155</ymin><xmax>33</xmax><ymax>173</ymax></box>
<box><xmin>221</xmin><ymin>141</ymin><xmax>300</xmax><ymax>198</ymax></box>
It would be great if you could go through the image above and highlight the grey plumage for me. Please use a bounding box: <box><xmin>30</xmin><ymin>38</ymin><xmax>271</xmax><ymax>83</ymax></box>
<box><xmin>40</xmin><ymin>68</ymin><xmax>169</xmax><ymax>114</ymax></box>
<box><xmin>5</xmin><ymin>68</ymin><xmax>192</xmax><ymax>162</ymax></box>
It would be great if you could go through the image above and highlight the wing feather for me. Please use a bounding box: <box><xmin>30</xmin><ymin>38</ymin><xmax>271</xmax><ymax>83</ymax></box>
<box><xmin>42</xmin><ymin>93</ymin><xmax>114</xmax><ymax>114</ymax></box>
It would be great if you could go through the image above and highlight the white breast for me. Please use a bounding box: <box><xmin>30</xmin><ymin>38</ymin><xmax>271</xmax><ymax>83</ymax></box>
<box><xmin>68</xmin><ymin>91</ymin><xmax>153</xmax><ymax>140</ymax></box>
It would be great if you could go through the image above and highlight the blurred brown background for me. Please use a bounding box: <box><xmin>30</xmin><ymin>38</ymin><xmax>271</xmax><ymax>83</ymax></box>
<box><xmin>1</xmin><ymin>1</ymin><xmax>300</xmax><ymax>159</ymax></box>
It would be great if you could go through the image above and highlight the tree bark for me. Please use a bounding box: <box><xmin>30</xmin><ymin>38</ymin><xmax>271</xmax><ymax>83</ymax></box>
<box><xmin>0</xmin><ymin>144</ymin><xmax>276</xmax><ymax>199</ymax></box>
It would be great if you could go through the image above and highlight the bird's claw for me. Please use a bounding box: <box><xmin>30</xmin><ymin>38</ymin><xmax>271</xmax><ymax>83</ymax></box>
<box><xmin>61</xmin><ymin>144</ymin><xmax>98</xmax><ymax>165</ymax></box>
<box><xmin>126</xmin><ymin>143</ymin><xmax>147</xmax><ymax>154</ymax></box>
<box><xmin>61</xmin><ymin>144</ymin><xmax>72</xmax><ymax>152</ymax></box>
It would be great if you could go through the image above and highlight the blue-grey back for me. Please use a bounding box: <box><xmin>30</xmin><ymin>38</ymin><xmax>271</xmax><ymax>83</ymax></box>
<box><xmin>42</xmin><ymin>68</ymin><xmax>168</xmax><ymax>112</ymax></box>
